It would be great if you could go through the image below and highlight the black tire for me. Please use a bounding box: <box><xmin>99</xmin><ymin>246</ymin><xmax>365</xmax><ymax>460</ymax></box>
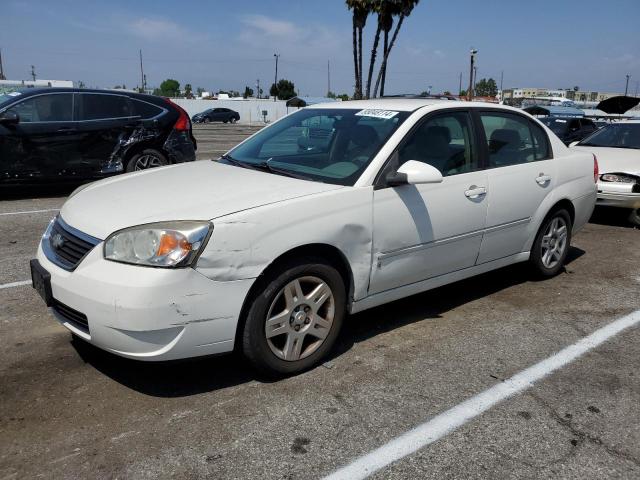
<box><xmin>125</xmin><ymin>148</ymin><xmax>169</xmax><ymax>172</ymax></box>
<box><xmin>529</xmin><ymin>208</ymin><xmax>572</xmax><ymax>277</ymax></box>
<box><xmin>628</xmin><ymin>208</ymin><xmax>640</xmax><ymax>227</ymax></box>
<box><xmin>223</xmin><ymin>119</ymin><xmax>228</xmax><ymax>124</ymax></box>
<box><xmin>241</xmin><ymin>257</ymin><xmax>346</xmax><ymax>376</ymax></box>
<box><xmin>203</xmin><ymin>117</ymin><xmax>210</xmax><ymax>124</ymax></box>
<box><xmin>230</xmin><ymin>117</ymin><xmax>237</xmax><ymax>124</ymax></box>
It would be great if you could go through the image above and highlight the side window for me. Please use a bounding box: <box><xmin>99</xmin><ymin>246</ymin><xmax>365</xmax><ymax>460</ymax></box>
<box><xmin>480</xmin><ymin>113</ymin><xmax>547</xmax><ymax>167</ymax></box>
<box><xmin>6</xmin><ymin>94</ymin><xmax>73</xmax><ymax>122</ymax></box>
<box><xmin>399</xmin><ymin>111</ymin><xmax>477</xmax><ymax>176</ymax></box>
<box><xmin>131</xmin><ymin>100</ymin><xmax>163</xmax><ymax>119</ymax></box>
<box><xmin>79</xmin><ymin>94</ymin><xmax>131</xmax><ymax>121</ymax></box>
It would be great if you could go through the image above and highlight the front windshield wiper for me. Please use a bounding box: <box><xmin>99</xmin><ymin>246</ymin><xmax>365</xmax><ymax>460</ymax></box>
<box><xmin>218</xmin><ymin>154</ymin><xmax>264</xmax><ymax>172</ymax></box>
<box><xmin>219</xmin><ymin>154</ymin><xmax>316</xmax><ymax>181</ymax></box>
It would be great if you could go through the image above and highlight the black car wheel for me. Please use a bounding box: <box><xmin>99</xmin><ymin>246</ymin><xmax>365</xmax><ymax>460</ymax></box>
<box><xmin>628</xmin><ymin>208</ymin><xmax>640</xmax><ymax>226</ymax></box>
<box><xmin>229</xmin><ymin>117</ymin><xmax>237</xmax><ymax>124</ymax></box>
<box><xmin>126</xmin><ymin>149</ymin><xmax>169</xmax><ymax>172</ymax></box>
<box><xmin>529</xmin><ymin>209</ymin><xmax>572</xmax><ymax>277</ymax></box>
<box><xmin>203</xmin><ymin>117</ymin><xmax>210</xmax><ymax>124</ymax></box>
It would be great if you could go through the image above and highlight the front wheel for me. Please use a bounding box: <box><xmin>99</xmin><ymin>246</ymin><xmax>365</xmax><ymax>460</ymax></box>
<box><xmin>241</xmin><ymin>258</ymin><xmax>346</xmax><ymax>376</ymax></box>
<box><xmin>628</xmin><ymin>208</ymin><xmax>640</xmax><ymax>227</ymax></box>
<box><xmin>529</xmin><ymin>209</ymin><xmax>572</xmax><ymax>277</ymax></box>
<box><xmin>230</xmin><ymin>117</ymin><xmax>237</xmax><ymax>124</ymax></box>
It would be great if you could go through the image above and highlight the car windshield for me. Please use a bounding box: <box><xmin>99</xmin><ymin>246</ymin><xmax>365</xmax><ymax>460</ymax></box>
<box><xmin>539</xmin><ymin>117</ymin><xmax>568</xmax><ymax>134</ymax></box>
<box><xmin>579</xmin><ymin>123</ymin><xmax>640</xmax><ymax>149</ymax></box>
<box><xmin>222</xmin><ymin>107</ymin><xmax>410</xmax><ymax>185</ymax></box>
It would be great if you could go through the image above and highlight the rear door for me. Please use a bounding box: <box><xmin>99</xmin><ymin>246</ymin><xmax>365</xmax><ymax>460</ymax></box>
<box><xmin>475</xmin><ymin>110</ymin><xmax>555</xmax><ymax>264</ymax></box>
<box><xmin>76</xmin><ymin>93</ymin><xmax>139</xmax><ymax>175</ymax></box>
<box><xmin>0</xmin><ymin>92</ymin><xmax>79</xmax><ymax>181</ymax></box>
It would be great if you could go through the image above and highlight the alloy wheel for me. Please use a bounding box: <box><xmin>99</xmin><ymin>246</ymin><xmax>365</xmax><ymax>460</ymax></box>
<box><xmin>540</xmin><ymin>216</ymin><xmax>568</xmax><ymax>269</ymax></box>
<box><xmin>134</xmin><ymin>154</ymin><xmax>162</xmax><ymax>170</ymax></box>
<box><xmin>264</xmin><ymin>276</ymin><xmax>335</xmax><ymax>361</ymax></box>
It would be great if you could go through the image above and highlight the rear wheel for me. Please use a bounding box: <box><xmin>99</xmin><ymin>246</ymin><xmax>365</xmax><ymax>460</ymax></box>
<box><xmin>203</xmin><ymin>117</ymin><xmax>210</xmax><ymax>124</ymax></box>
<box><xmin>241</xmin><ymin>257</ymin><xmax>346</xmax><ymax>376</ymax></box>
<box><xmin>230</xmin><ymin>117</ymin><xmax>237</xmax><ymax>124</ymax></box>
<box><xmin>529</xmin><ymin>209</ymin><xmax>572</xmax><ymax>277</ymax></box>
<box><xmin>126</xmin><ymin>149</ymin><xmax>169</xmax><ymax>172</ymax></box>
<box><xmin>628</xmin><ymin>208</ymin><xmax>640</xmax><ymax>226</ymax></box>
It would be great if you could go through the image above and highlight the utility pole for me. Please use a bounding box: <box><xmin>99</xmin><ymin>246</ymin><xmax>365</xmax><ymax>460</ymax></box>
<box><xmin>256</xmin><ymin>78</ymin><xmax>260</xmax><ymax>99</ymax></box>
<box><xmin>0</xmin><ymin>48</ymin><xmax>5</xmax><ymax>80</ymax></box>
<box><xmin>327</xmin><ymin>60</ymin><xmax>331</xmax><ymax>97</ymax></box>
<box><xmin>467</xmin><ymin>49</ymin><xmax>477</xmax><ymax>101</ymax></box>
<box><xmin>500</xmin><ymin>70</ymin><xmax>504</xmax><ymax>92</ymax></box>
<box><xmin>458</xmin><ymin>72</ymin><xmax>462</xmax><ymax>96</ymax></box>
<box><xmin>30</xmin><ymin>65</ymin><xmax>36</xmax><ymax>81</ymax></box>
<box><xmin>635</xmin><ymin>81</ymin><xmax>639</xmax><ymax>98</ymax></box>
<box><xmin>473</xmin><ymin>66</ymin><xmax>478</xmax><ymax>96</ymax></box>
<box><xmin>624</xmin><ymin>74</ymin><xmax>630</xmax><ymax>96</ymax></box>
<box><xmin>139</xmin><ymin>50</ymin><xmax>145</xmax><ymax>94</ymax></box>
<box><xmin>273</xmin><ymin>53</ymin><xmax>280</xmax><ymax>101</ymax></box>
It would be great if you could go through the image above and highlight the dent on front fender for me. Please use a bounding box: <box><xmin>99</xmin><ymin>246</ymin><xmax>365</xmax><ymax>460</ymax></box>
<box><xmin>195</xmin><ymin>188</ymin><xmax>374</xmax><ymax>301</ymax></box>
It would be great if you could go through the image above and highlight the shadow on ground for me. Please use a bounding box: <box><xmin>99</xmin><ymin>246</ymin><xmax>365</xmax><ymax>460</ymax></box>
<box><xmin>0</xmin><ymin>183</ymin><xmax>80</xmax><ymax>201</ymax></box>
<box><xmin>589</xmin><ymin>206</ymin><xmax>638</xmax><ymax>229</ymax></box>
<box><xmin>72</xmin><ymin>247</ymin><xmax>584</xmax><ymax>398</ymax></box>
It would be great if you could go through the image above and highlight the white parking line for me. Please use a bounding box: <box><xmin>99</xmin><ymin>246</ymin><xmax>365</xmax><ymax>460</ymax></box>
<box><xmin>0</xmin><ymin>280</ymin><xmax>32</xmax><ymax>290</ymax></box>
<box><xmin>0</xmin><ymin>208</ymin><xmax>59</xmax><ymax>217</ymax></box>
<box><xmin>324</xmin><ymin>309</ymin><xmax>640</xmax><ymax>480</ymax></box>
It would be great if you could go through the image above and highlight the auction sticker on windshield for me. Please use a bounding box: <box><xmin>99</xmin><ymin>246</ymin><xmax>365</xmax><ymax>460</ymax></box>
<box><xmin>355</xmin><ymin>109</ymin><xmax>399</xmax><ymax>119</ymax></box>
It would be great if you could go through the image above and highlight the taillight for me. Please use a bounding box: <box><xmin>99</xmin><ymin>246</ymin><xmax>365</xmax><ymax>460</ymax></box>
<box><xmin>165</xmin><ymin>98</ymin><xmax>190</xmax><ymax>131</ymax></box>
<box><xmin>593</xmin><ymin>154</ymin><xmax>599</xmax><ymax>183</ymax></box>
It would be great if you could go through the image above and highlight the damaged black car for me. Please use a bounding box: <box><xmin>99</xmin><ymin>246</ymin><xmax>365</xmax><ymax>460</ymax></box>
<box><xmin>0</xmin><ymin>88</ymin><xmax>196</xmax><ymax>185</ymax></box>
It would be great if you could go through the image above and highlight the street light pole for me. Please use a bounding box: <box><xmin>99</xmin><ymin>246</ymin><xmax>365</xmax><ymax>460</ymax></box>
<box><xmin>468</xmin><ymin>49</ymin><xmax>477</xmax><ymax>101</ymax></box>
<box><xmin>273</xmin><ymin>53</ymin><xmax>280</xmax><ymax>101</ymax></box>
<box><xmin>624</xmin><ymin>74</ymin><xmax>630</xmax><ymax>96</ymax></box>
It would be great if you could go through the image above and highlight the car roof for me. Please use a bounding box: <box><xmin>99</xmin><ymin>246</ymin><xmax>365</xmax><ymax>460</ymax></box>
<box><xmin>3</xmin><ymin>87</ymin><xmax>164</xmax><ymax>103</ymax></box>
<box><xmin>307</xmin><ymin>98</ymin><xmax>525</xmax><ymax>113</ymax></box>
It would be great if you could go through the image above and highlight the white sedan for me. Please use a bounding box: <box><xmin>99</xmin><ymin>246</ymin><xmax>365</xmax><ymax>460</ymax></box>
<box><xmin>570</xmin><ymin>120</ymin><xmax>640</xmax><ymax>225</ymax></box>
<box><xmin>31</xmin><ymin>99</ymin><xmax>597</xmax><ymax>375</ymax></box>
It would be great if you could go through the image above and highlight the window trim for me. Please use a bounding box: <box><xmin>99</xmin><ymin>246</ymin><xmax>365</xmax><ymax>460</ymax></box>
<box><xmin>373</xmin><ymin>107</ymin><xmax>481</xmax><ymax>189</ymax></box>
<box><xmin>0</xmin><ymin>92</ymin><xmax>76</xmax><ymax>123</ymax></box>
<box><xmin>474</xmin><ymin>108</ymin><xmax>553</xmax><ymax>171</ymax></box>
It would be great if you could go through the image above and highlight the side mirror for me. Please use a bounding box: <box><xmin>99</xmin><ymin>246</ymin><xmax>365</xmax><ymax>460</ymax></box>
<box><xmin>568</xmin><ymin>141</ymin><xmax>579</xmax><ymax>147</ymax></box>
<box><xmin>0</xmin><ymin>111</ymin><xmax>19</xmax><ymax>126</ymax></box>
<box><xmin>386</xmin><ymin>160</ymin><xmax>444</xmax><ymax>186</ymax></box>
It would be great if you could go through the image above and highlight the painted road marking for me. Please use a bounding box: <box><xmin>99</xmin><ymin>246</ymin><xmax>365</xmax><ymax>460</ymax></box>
<box><xmin>324</xmin><ymin>309</ymin><xmax>640</xmax><ymax>480</ymax></box>
<box><xmin>0</xmin><ymin>280</ymin><xmax>32</xmax><ymax>290</ymax></box>
<box><xmin>0</xmin><ymin>208</ymin><xmax>59</xmax><ymax>217</ymax></box>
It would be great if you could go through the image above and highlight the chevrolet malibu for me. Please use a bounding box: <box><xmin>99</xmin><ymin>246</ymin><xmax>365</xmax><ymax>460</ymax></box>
<box><xmin>31</xmin><ymin>99</ymin><xmax>597</xmax><ymax>375</ymax></box>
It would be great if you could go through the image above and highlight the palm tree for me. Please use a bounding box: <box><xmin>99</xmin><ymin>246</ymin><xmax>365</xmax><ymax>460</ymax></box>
<box><xmin>346</xmin><ymin>0</ymin><xmax>372</xmax><ymax>99</ymax></box>
<box><xmin>365</xmin><ymin>1</ymin><xmax>396</xmax><ymax>99</ymax></box>
<box><xmin>372</xmin><ymin>0</ymin><xmax>420</xmax><ymax>98</ymax></box>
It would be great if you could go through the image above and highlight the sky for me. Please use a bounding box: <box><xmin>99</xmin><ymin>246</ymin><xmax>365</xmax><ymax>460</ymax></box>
<box><xmin>1</xmin><ymin>0</ymin><xmax>639</xmax><ymax>96</ymax></box>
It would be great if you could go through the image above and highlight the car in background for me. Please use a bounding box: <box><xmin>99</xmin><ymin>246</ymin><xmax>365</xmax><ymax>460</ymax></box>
<box><xmin>570</xmin><ymin>120</ymin><xmax>640</xmax><ymax>225</ymax></box>
<box><xmin>192</xmin><ymin>108</ymin><xmax>240</xmax><ymax>124</ymax></box>
<box><xmin>539</xmin><ymin>116</ymin><xmax>597</xmax><ymax>145</ymax></box>
<box><xmin>31</xmin><ymin>99</ymin><xmax>597</xmax><ymax>375</ymax></box>
<box><xmin>0</xmin><ymin>88</ymin><xmax>196</xmax><ymax>185</ymax></box>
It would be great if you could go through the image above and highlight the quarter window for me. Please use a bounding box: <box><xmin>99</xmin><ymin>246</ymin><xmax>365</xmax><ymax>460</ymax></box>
<box><xmin>79</xmin><ymin>94</ymin><xmax>131</xmax><ymax>121</ymax></box>
<box><xmin>398</xmin><ymin>111</ymin><xmax>478</xmax><ymax>176</ymax></box>
<box><xmin>6</xmin><ymin>94</ymin><xmax>73</xmax><ymax>122</ymax></box>
<box><xmin>131</xmin><ymin>100</ymin><xmax>163</xmax><ymax>119</ymax></box>
<box><xmin>479</xmin><ymin>112</ymin><xmax>551</xmax><ymax>167</ymax></box>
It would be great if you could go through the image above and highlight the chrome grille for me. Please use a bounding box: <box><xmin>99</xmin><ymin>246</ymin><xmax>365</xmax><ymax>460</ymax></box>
<box><xmin>43</xmin><ymin>216</ymin><xmax>101</xmax><ymax>271</ymax></box>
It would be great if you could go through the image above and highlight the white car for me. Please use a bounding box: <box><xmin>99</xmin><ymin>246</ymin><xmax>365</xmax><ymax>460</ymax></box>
<box><xmin>31</xmin><ymin>99</ymin><xmax>597</xmax><ymax>375</ymax></box>
<box><xmin>570</xmin><ymin>120</ymin><xmax>640</xmax><ymax>225</ymax></box>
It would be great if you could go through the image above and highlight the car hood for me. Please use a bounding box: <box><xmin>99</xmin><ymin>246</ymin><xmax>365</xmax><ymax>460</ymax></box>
<box><xmin>572</xmin><ymin>146</ymin><xmax>640</xmax><ymax>176</ymax></box>
<box><xmin>61</xmin><ymin>161</ymin><xmax>343</xmax><ymax>239</ymax></box>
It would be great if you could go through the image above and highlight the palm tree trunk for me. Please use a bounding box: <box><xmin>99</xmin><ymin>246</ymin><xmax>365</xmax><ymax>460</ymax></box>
<box><xmin>380</xmin><ymin>29</ymin><xmax>389</xmax><ymax>97</ymax></box>
<box><xmin>358</xmin><ymin>27</ymin><xmax>363</xmax><ymax>99</ymax></box>
<box><xmin>365</xmin><ymin>24</ymin><xmax>382</xmax><ymax>99</ymax></box>
<box><xmin>352</xmin><ymin>16</ymin><xmax>360</xmax><ymax>99</ymax></box>
<box><xmin>373</xmin><ymin>14</ymin><xmax>405</xmax><ymax>98</ymax></box>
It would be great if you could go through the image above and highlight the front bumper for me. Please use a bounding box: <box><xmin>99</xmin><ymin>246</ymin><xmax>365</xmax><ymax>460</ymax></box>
<box><xmin>36</xmin><ymin>242</ymin><xmax>254</xmax><ymax>361</ymax></box>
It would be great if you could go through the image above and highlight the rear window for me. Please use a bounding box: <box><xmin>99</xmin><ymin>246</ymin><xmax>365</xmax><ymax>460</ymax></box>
<box><xmin>132</xmin><ymin>100</ymin><xmax>164</xmax><ymax>119</ymax></box>
<box><xmin>79</xmin><ymin>94</ymin><xmax>131</xmax><ymax>120</ymax></box>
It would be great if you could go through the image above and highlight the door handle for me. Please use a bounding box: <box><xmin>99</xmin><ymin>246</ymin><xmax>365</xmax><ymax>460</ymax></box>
<box><xmin>464</xmin><ymin>185</ymin><xmax>487</xmax><ymax>198</ymax></box>
<box><xmin>56</xmin><ymin>127</ymin><xmax>76</xmax><ymax>133</ymax></box>
<box><xmin>536</xmin><ymin>174</ymin><xmax>552</xmax><ymax>185</ymax></box>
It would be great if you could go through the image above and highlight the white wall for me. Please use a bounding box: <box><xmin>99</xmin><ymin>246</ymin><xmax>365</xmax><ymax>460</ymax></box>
<box><xmin>172</xmin><ymin>98</ymin><xmax>293</xmax><ymax>124</ymax></box>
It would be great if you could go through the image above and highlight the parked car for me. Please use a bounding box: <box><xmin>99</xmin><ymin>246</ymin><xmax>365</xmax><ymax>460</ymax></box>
<box><xmin>539</xmin><ymin>116</ymin><xmax>597</xmax><ymax>145</ymax></box>
<box><xmin>570</xmin><ymin>120</ymin><xmax>640</xmax><ymax>224</ymax></box>
<box><xmin>0</xmin><ymin>88</ymin><xmax>196</xmax><ymax>185</ymax></box>
<box><xmin>31</xmin><ymin>99</ymin><xmax>597</xmax><ymax>375</ymax></box>
<box><xmin>192</xmin><ymin>108</ymin><xmax>240</xmax><ymax>124</ymax></box>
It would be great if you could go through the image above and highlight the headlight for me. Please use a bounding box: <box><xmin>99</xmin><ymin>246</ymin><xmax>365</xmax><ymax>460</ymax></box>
<box><xmin>600</xmin><ymin>173</ymin><xmax>636</xmax><ymax>183</ymax></box>
<box><xmin>104</xmin><ymin>221</ymin><xmax>212</xmax><ymax>268</ymax></box>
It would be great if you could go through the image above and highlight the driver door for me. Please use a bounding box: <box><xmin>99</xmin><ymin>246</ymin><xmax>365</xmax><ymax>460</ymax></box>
<box><xmin>369</xmin><ymin>110</ymin><xmax>488</xmax><ymax>295</ymax></box>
